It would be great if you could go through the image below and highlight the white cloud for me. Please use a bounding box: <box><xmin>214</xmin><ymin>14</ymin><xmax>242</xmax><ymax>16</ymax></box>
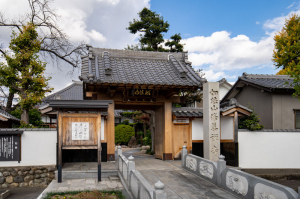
<box><xmin>256</xmin><ymin>21</ymin><xmax>260</xmax><ymax>25</ymax></box>
<box><xmin>182</xmin><ymin>9</ymin><xmax>300</xmax><ymax>78</ymax></box>
<box><xmin>183</xmin><ymin>31</ymin><xmax>274</xmax><ymax>71</ymax></box>
<box><xmin>86</xmin><ymin>30</ymin><xmax>107</xmax><ymax>42</ymax></box>
<box><xmin>287</xmin><ymin>2</ymin><xmax>295</xmax><ymax>9</ymax></box>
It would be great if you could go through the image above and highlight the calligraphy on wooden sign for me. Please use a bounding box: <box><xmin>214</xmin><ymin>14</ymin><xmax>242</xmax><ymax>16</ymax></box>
<box><xmin>123</xmin><ymin>89</ymin><xmax>158</xmax><ymax>103</ymax></box>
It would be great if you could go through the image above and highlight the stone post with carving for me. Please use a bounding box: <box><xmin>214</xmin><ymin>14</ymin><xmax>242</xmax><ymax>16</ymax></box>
<box><xmin>181</xmin><ymin>145</ymin><xmax>187</xmax><ymax>167</ymax></box>
<box><xmin>153</xmin><ymin>180</ymin><xmax>167</xmax><ymax>199</ymax></box>
<box><xmin>116</xmin><ymin>146</ymin><xmax>122</xmax><ymax>169</ymax></box>
<box><xmin>217</xmin><ymin>155</ymin><xmax>226</xmax><ymax>187</ymax></box>
<box><xmin>203</xmin><ymin>82</ymin><xmax>220</xmax><ymax>162</ymax></box>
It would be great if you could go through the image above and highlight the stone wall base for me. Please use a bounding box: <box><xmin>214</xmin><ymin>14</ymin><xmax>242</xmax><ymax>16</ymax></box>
<box><xmin>0</xmin><ymin>165</ymin><xmax>56</xmax><ymax>188</ymax></box>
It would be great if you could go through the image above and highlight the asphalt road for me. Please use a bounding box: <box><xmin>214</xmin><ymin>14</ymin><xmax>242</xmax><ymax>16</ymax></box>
<box><xmin>0</xmin><ymin>186</ymin><xmax>46</xmax><ymax>199</ymax></box>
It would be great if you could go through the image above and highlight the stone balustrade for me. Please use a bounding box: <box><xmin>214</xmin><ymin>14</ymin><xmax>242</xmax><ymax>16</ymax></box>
<box><xmin>181</xmin><ymin>145</ymin><xmax>300</xmax><ymax>199</ymax></box>
<box><xmin>116</xmin><ymin>146</ymin><xmax>167</xmax><ymax>199</ymax></box>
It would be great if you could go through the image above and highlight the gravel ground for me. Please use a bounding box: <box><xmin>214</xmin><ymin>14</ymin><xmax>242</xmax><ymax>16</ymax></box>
<box><xmin>0</xmin><ymin>186</ymin><xmax>46</xmax><ymax>199</ymax></box>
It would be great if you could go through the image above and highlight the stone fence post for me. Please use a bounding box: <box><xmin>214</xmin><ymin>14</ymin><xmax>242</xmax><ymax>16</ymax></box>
<box><xmin>181</xmin><ymin>145</ymin><xmax>187</xmax><ymax>167</ymax></box>
<box><xmin>153</xmin><ymin>180</ymin><xmax>167</xmax><ymax>199</ymax></box>
<box><xmin>128</xmin><ymin>156</ymin><xmax>135</xmax><ymax>183</ymax></box>
<box><xmin>217</xmin><ymin>154</ymin><xmax>226</xmax><ymax>187</ymax></box>
<box><xmin>116</xmin><ymin>146</ymin><xmax>122</xmax><ymax>170</ymax></box>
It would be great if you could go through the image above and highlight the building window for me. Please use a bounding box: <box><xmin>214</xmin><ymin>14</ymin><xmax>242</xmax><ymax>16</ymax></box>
<box><xmin>296</xmin><ymin>111</ymin><xmax>300</xmax><ymax>129</ymax></box>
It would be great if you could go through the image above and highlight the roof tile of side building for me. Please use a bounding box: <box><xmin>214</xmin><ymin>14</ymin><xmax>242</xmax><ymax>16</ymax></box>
<box><xmin>239</xmin><ymin>72</ymin><xmax>294</xmax><ymax>89</ymax></box>
<box><xmin>0</xmin><ymin>109</ymin><xmax>20</xmax><ymax>122</ymax></box>
<box><xmin>40</xmin><ymin>81</ymin><xmax>83</xmax><ymax>107</ymax></box>
<box><xmin>172</xmin><ymin>107</ymin><xmax>203</xmax><ymax>118</ymax></box>
<box><xmin>79</xmin><ymin>47</ymin><xmax>206</xmax><ymax>87</ymax></box>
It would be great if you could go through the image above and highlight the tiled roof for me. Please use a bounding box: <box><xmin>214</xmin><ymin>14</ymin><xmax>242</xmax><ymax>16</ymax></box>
<box><xmin>79</xmin><ymin>47</ymin><xmax>206</xmax><ymax>87</ymax></box>
<box><xmin>220</xmin><ymin>98</ymin><xmax>253</xmax><ymax>113</ymax></box>
<box><xmin>218</xmin><ymin>78</ymin><xmax>232</xmax><ymax>88</ymax></box>
<box><xmin>172</xmin><ymin>107</ymin><xmax>203</xmax><ymax>118</ymax></box>
<box><xmin>40</xmin><ymin>81</ymin><xmax>83</xmax><ymax>107</ymax></box>
<box><xmin>239</xmin><ymin>73</ymin><xmax>293</xmax><ymax>89</ymax></box>
<box><xmin>0</xmin><ymin>109</ymin><xmax>20</xmax><ymax>122</ymax></box>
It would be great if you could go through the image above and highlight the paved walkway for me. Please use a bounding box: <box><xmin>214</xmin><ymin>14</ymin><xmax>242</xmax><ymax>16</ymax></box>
<box><xmin>123</xmin><ymin>150</ymin><xmax>238</xmax><ymax>199</ymax></box>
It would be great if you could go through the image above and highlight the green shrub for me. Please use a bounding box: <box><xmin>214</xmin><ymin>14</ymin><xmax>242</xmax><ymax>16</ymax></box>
<box><xmin>142</xmin><ymin>130</ymin><xmax>152</xmax><ymax>146</ymax></box>
<box><xmin>115</xmin><ymin>125</ymin><xmax>135</xmax><ymax>145</ymax></box>
<box><xmin>239</xmin><ymin>107</ymin><xmax>264</xmax><ymax>131</ymax></box>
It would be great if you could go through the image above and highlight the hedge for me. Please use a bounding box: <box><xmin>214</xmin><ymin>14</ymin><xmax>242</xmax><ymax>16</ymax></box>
<box><xmin>115</xmin><ymin>125</ymin><xmax>135</xmax><ymax>145</ymax></box>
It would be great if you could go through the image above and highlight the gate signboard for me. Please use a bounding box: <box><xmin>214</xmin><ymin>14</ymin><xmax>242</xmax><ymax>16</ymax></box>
<box><xmin>0</xmin><ymin>135</ymin><xmax>20</xmax><ymax>162</ymax></box>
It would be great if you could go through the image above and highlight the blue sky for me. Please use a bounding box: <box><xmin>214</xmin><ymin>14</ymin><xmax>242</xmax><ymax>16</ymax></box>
<box><xmin>0</xmin><ymin>0</ymin><xmax>299</xmax><ymax>91</ymax></box>
<box><xmin>150</xmin><ymin>0</ymin><xmax>298</xmax><ymax>83</ymax></box>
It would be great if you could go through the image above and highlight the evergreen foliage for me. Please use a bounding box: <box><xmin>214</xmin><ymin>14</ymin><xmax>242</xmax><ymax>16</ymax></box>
<box><xmin>115</xmin><ymin>125</ymin><xmax>135</xmax><ymax>145</ymax></box>
<box><xmin>238</xmin><ymin>108</ymin><xmax>264</xmax><ymax>131</ymax></box>
<box><xmin>0</xmin><ymin>23</ymin><xmax>52</xmax><ymax>124</ymax></box>
<box><xmin>10</xmin><ymin>107</ymin><xmax>43</xmax><ymax>127</ymax></box>
<box><xmin>165</xmin><ymin>33</ymin><xmax>184</xmax><ymax>52</ymax></box>
<box><xmin>273</xmin><ymin>14</ymin><xmax>300</xmax><ymax>98</ymax></box>
<box><xmin>127</xmin><ymin>8</ymin><xmax>169</xmax><ymax>51</ymax></box>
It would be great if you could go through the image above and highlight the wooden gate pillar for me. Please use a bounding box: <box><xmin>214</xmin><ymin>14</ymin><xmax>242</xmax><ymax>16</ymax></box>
<box><xmin>107</xmin><ymin>102</ymin><xmax>115</xmax><ymax>161</ymax></box>
<box><xmin>163</xmin><ymin>102</ymin><xmax>173</xmax><ymax>160</ymax></box>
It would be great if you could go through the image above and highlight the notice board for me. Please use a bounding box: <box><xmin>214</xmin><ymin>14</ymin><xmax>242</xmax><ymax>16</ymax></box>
<box><xmin>0</xmin><ymin>135</ymin><xmax>20</xmax><ymax>162</ymax></box>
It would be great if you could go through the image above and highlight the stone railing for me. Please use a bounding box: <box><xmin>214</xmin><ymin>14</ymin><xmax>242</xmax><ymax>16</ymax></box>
<box><xmin>116</xmin><ymin>146</ymin><xmax>166</xmax><ymax>199</ymax></box>
<box><xmin>181</xmin><ymin>145</ymin><xmax>300</xmax><ymax>199</ymax></box>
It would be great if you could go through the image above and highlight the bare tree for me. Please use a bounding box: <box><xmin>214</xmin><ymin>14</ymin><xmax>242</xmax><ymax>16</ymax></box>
<box><xmin>0</xmin><ymin>0</ymin><xmax>87</xmax><ymax>112</ymax></box>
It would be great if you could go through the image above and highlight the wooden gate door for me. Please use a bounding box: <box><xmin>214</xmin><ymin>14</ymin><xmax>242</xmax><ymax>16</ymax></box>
<box><xmin>172</xmin><ymin>123</ymin><xmax>191</xmax><ymax>159</ymax></box>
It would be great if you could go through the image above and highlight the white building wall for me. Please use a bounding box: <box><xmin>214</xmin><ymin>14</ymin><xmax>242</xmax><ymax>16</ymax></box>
<box><xmin>192</xmin><ymin>117</ymin><xmax>233</xmax><ymax>141</ymax></box>
<box><xmin>1</xmin><ymin>131</ymin><xmax>57</xmax><ymax>167</ymax></box>
<box><xmin>219</xmin><ymin>86</ymin><xmax>230</xmax><ymax>100</ymax></box>
<box><xmin>192</xmin><ymin>118</ymin><xmax>203</xmax><ymax>140</ymax></box>
<box><xmin>239</xmin><ymin>130</ymin><xmax>300</xmax><ymax>168</ymax></box>
<box><xmin>221</xmin><ymin>116</ymin><xmax>234</xmax><ymax>140</ymax></box>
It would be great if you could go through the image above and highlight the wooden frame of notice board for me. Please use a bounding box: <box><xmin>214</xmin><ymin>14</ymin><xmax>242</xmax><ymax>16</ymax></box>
<box><xmin>0</xmin><ymin>131</ymin><xmax>23</xmax><ymax>163</ymax></box>
<box><xmin>47</xmin><ymin>100</ymin><xmax>113</xmax><ymax>183</ymax></box>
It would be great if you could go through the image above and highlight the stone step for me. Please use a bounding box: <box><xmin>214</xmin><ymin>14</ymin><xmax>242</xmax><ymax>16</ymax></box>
<box><xmin>54</xmin><ymin>169</ymin><xmax>118</xmax><ymax>179</ymax></box>
<box><xmin>109</xmin><ymin>176</ymin><xmax>120</xmax><ymax>181</ymax></box>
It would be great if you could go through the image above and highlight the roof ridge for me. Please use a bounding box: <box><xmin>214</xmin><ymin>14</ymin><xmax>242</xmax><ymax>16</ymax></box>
<box><xmin>241</xmin><ymin>72</ymin><xmax>292</xmax><ymax>79</ymax></box>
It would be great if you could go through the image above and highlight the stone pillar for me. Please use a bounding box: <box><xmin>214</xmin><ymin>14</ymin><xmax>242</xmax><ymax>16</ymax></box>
<box><xmin>115</xmin><ymin>146</ymin><xmax>122</xmax><ymax>169</ymax></box>
<box><xmin>217</xmin><ymin>155</ymin><xmax>226</xmax><ymax>187</ymax></box>
<box><xmin>153</xmin><ymin>180</ymin><xmax>167</xmax><ymax>199</ymax></box>
<box><xmin>181</xmin><ymin>145</ymin><xmax>187</xmax><ymax>167</ymax></box>
<box><xmin>203</xmin><ymin>82</ymin><xmax>220</xmax><ymax>162</ymax></box>
<box><xmin>127</xmin><ymin>156</ymin><xmax>135</xmax><ymax>183</ymax></box>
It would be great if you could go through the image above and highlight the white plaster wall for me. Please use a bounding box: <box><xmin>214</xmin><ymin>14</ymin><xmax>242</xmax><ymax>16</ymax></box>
<box><xmin>219</xmin><ymin>86</ymin><xmax>229</xmax><ymax>100</ymax></box>
<box><xmin>41</xmin><ymin>116</ymin><xmax>48</xmax><ymax>123</ymax></box>
<box><xmin>239</xmin><ymin>130</ymin><xmax>300</xmax><ymax>168</ymax></box>
<box><xmin>1</xmin><ymin>131</ymin><xmax>57</xmax><ymax>167</ymax></box>
<box><xmin>221</xmin><ymin>116</ymin><xmax>234</xmax><ymax>140</ymax></box>
<box><xmin>192</xmin><ymin>118</ymin><xmax>203</xmax><ymax>140</ymax></box>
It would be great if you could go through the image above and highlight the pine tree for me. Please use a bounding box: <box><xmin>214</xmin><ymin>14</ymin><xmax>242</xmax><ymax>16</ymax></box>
<box><xmin>127</xmin><ymin>8</ymin><xmax>170</xmax><ymax>51</ymax></box>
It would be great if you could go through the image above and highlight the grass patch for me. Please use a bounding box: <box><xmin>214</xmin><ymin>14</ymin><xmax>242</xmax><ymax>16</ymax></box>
<box><xmin>44</xmin><ymin>190</ymin><xmax>125</xmax><ymax>199</ymax></box>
